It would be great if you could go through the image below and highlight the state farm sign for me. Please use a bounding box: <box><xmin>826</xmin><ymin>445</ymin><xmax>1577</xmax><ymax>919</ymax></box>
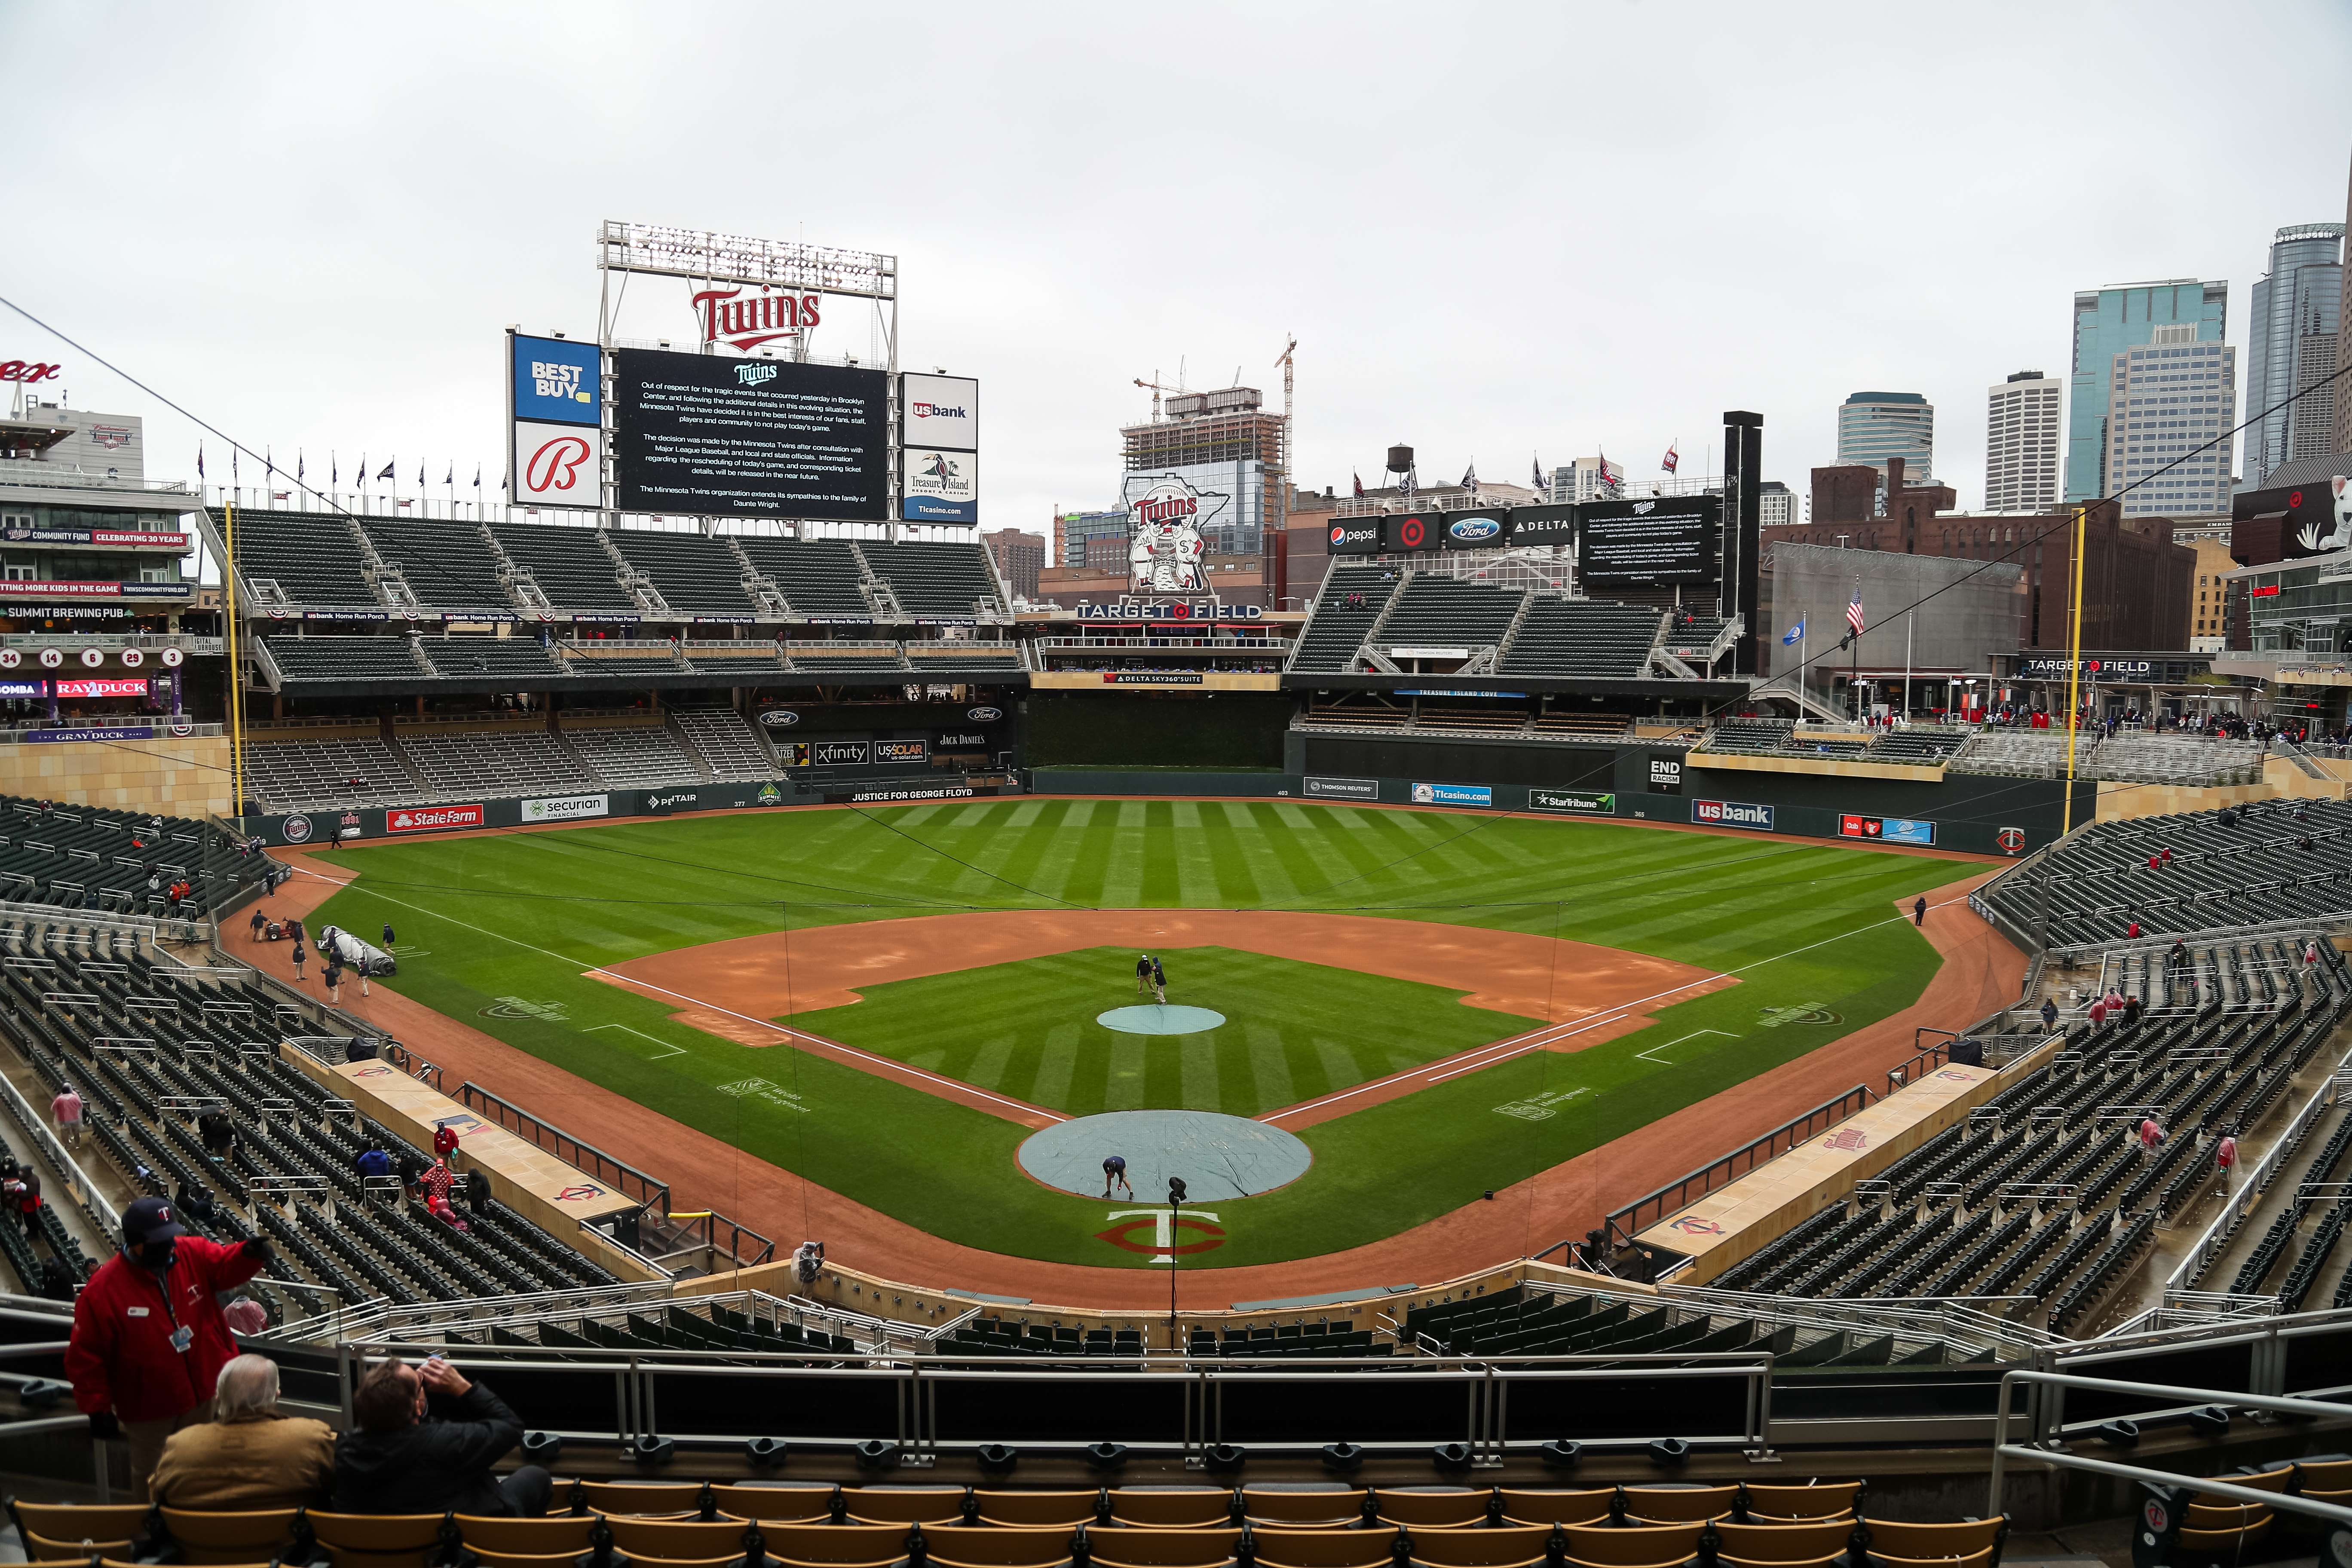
<box><xmin>386</xmin><ymin>803</ymin><xmax>485</xmax><ymax>834</ymax></box>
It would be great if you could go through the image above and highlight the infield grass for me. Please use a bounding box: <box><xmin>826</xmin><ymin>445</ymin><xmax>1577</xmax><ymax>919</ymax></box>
<box><xmin>305</xmin><ymin>799</ymin><xmax>1985</xmax><ymax>1267</ymax></box>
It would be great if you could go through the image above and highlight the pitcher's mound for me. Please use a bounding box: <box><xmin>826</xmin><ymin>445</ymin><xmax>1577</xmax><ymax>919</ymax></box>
<box><xmin>1020</xmin><ymin>1110</ymin><xmax>1310</xmax><ymax>1201</ymax></box>
<box><xmin>1096</xmin><ymin>1004</ymin><xmax>1226</xmax><ymax>1035</ymax></box>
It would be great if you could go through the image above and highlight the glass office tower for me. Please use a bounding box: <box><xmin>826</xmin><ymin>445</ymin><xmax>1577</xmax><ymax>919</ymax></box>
<box><xmin>2066</xmin><ymin>279</ymin><xmax>2229</xmax><ymax>502</ymax></box>
<box><xmin>2245</xmin><ymin>224</ymin><xmax>2343</xmax><ymax>487</ymax></box>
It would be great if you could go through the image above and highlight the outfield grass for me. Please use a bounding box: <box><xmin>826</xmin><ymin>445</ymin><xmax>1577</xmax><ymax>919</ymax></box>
<box><xmin>305</xmin><ymin>799</ymin><xmax>1984</xmax><ymax>1267</ymax></box>
<box><xmin>796</xmin><ymin>945</ymin><xmax>1538</xmax><ymax>1118</ymax></box>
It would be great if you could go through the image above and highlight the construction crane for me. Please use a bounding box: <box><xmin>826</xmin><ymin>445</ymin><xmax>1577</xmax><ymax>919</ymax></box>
<box><xmin>1272</xmin><ymin>335</ymin><xmax>1298</xmax><ymax>607</ymax></box>
<box><xmin>1133</xmin><ymin>359</ymin><xmax>1187</xmax><ymax>420</ymax></box>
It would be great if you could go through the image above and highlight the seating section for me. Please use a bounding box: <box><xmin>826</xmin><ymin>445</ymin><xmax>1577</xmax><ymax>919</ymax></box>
<box><xmin>1951</xmin><ymin>728</ymin><xmax>2085</xmax><ymax>778</ymax></box>
<box><xmin>1872</xmin><ymin>728</ymin><xmax>1971</xmax><ymax>764</ymax></box>
<box><xmin>397</xmin><ymin>729</ymin><xmax>597</xmax><ymax>799</ymax></box>
<box><xmin>2089</xmin><ymin>731</ymin><xmax>2268</xmax><ymax>786</ymax></box>
<box><xmin>1376</xmin><ymin>577</ymin><xmax>1526</xmax><ymax>649</ymax></box>
<box><xmin>0</xmin><ymin>797</ymin><xmax>274</xmax><ymax>921</ymax></box>
<box><xmin>488</xmin><ymin>523</ymin><xmax>637</xmax><ymax>610</ymax></box>
<box><xmin>1404</xmin><ymin>1285</ymin><xmax>1960</xmax><ymax>1367</ymax></box>
<box><xmin>605</xmin><ymin>529</ymin><xmax>761</xmax><ymax>616</ymax></box>
<box><xmin>420</xmin><ymin>637</ymin><xmax>566</xmax><ymax>680</ymax></box>
<box><xmin>674</xmin><ymin>708</ymin><xmax>776</xmax><ymax>780</ymax></box>
<box><xmin>0</xmin><ymin>920</ymin><xmax>618</xmax><ymax>1328</ymax></box>
<box><xmin>358</xmin><ymin>518</ymin><xmax>513</xmax><ymax>614</ymax></box>
<box><xmin>221</xmin><ymin>510</ymin><xmax>380</xmax><ymax>608</ymax></box>
<box><xmin>738</xmin><ymin>537</ymin><xmax>877</xmax><ymax>618</ymax></box>
<box><xmin>1501</xmin><ymin>599</ymin><xmax>1661</xmax><ymax>678</ymax></box>
<box><xmin>242</xmin><ymin>736</ymin><xmax>413</xmax><ymax>811</ymax></box>
<box><xmin>264</xmin><ymin>637</ymin><xmax>425</xmax><ymax>683</ymax></box>
<box><xmin>1715</xmin><ymin>943</ymin><xmax>2352</xmax><ymax>1333</ymax></box>
<box><xmin>1980</xmin><ymin>799</ymin><xmax>2352</xmax><ymax>949</ymax></box>
<box><xmin>859</xmin><ymin>541</ymin><xmax>1005</xmax><ymax>620</ymax></box>
<box><xmin>906</xmin><ymin>643</ymin><xmax>1025</xmax><ymax>674</ymax></box>
<box><xmin>1289</xmin><ymin>569</ymin><xmax>1400</xmax><ymax>671</ymax></box>
<box><xmin>789</xmin><ymin>646</ymin><xmax>910</xmax><ymax>672</ymax></box>
<box><xmin>564</xmin><ymin>725</ymin><xmax>703</xmax><ymax>789</ymax></box>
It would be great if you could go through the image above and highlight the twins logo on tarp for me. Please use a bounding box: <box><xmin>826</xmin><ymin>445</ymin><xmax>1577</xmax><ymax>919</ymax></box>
<box><xmin>1096</xmin><ymin>1208</ymin><xmax>1225</xmax><ymax>1257</ymax></box>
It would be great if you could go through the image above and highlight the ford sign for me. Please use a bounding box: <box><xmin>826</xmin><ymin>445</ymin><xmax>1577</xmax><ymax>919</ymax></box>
<box><xmin>1448</xmin><ymin>517</ymin><xmax>1501</xmax><ymax>543</ymax></box>
<box><xmin>759</xmin><ymin>709</ymin><xmax>801</xmax><ymax>728</ymax></box>
<box><xmin>966</xmin><ymin>706</ymin><xmax>1003</xmax><ymax>723</ymax></box>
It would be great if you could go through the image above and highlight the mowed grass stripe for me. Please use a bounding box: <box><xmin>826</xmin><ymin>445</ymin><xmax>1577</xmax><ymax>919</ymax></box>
<box><xmin>311</xmin><ymin>800</ymin><xmax>1987</xmax><ymax>1267</ymax></box>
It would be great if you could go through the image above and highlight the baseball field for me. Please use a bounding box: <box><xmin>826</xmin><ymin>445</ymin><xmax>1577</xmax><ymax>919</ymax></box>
<box><xmin>300</xmin><ymin>798</ymin><xmax>1984</xmax><ymax>1269</ymax></box>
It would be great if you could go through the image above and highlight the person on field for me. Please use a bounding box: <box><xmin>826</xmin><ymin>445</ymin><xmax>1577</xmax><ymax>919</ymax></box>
<box><xmin>382</xmin><ymin>922</ymin><xmax>395</xmax><ymax>953</ymax></box>
<box><xmin>1134</xmin><ymin>952</ymin><xmax>1154</xmax><ymax>1000</ymax></box>
<box><xmin>1150</xmin><ymin>955</ymin><xmax>1167</xmax><ymax>1004</ymax></box>
<box><xmin>289</xmin><ymin>942</ymin><xmax>306</xmax><ymax>983</ymax></box>
<box><xmin>322</xmin><ymin>958</ymin><xmax>343</xmax><ymax>1004</ymax></box>
<box><xmin>1912</xmin><ymin>896</ymin><xmax>1927</xmax><ymax>926</ymax></box>
<box><xmin>1103</xmin><ymin>1153</ymin><xmax>1131</xmax><ymax>1198</ymax></box>
<box><xmin>249</xmin><ymin>909</ymin><xmax>266</xmax><ymax>944</ymax></box>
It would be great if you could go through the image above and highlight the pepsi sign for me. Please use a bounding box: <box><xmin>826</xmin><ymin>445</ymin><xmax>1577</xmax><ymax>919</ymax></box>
<box><xmin>1329</xmin><ymin>521</ymin><xmax>1382</xmax><ymax>555</ymax></box>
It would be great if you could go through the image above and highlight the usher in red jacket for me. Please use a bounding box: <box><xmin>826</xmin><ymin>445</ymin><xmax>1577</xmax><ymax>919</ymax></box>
<box><xmin>65</xmin><ymin>1236</ymin><xmax>265</xmax><ymax>1423</ymax></box>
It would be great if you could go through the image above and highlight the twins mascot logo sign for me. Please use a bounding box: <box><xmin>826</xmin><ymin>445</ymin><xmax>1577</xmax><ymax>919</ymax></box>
<box><xmin>1124</xmin><ymin>474</ymin><xmax>1229</xmax><ymax>593</ymax></box>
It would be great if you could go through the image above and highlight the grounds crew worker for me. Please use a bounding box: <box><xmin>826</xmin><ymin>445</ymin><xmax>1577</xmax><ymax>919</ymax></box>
<box><xmin>66</xmin><ymin>1194</ymin><xmax>272</xmax><ymax>1496</ymax></box>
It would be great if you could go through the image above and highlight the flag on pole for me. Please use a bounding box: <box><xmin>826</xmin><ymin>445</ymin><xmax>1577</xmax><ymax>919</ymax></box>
<box><xmin>297</xmin><ymin>451</ymin><xmax>305</xmax><ymax>482</ymax></box>
<box><xmin>376</xmin><ymin>459</ymin><xmax>395</xmax><ymax>482</ymax></box>
<box><xmin>331</xmin><ymin>452</ymin><xmax>338</xmax><ymax>486</ymax></box>
<box><xmin>1598</xmin><ymin>453</ymin><xmax>1622</xmax><ymax>491</ymax></box>
<box><xmin>472</xmin><ymin>463</ymin><xmax>481</xmax><ymax>490</ymax></box>
<box><xmin>1531</xmin><ymin>454</ymin><xmax>1545</xmax><ymax>493</ymax></box>
<box><xmin>1782</xmin><ymin>619</ymin><xmax>1806</xmax><ymax>646</ymax></box>
<box><xmin>416</xmin><ymin>459</ymin><xmax>424</xmax><ymax>491</ymax></box>
<box><xmin>1846</xmin><ymin>593</ymin><xmax>1866</xmax><ymax>636</ymax></box>
<box><xmin>1351</xmin><ymin>472</ymin><xmax>1364</xmax><ymax>498</ymax></box>
<box><xmin>1460</xmin><ymin>462</ymin><xmax>1477</xmax><ymax>491</ymax></box>
<box><xmin>1399</xmin><ymin>468</ymin><xmax>1416</xmax><ymax>503</ymax></box>
<box><xmin>265</xmin><ymin>447</ymin><xmax>275</xmax><ymax>481</ymax></box>
<box><xmin>196</xmin><ymin>445</ymin><xmax>205</xmax><ymax>481</ymax></box>
<box><xmin>230</xmin><ymin>449</ymin><xmax>239</xmax><ymax>483</ymax></box>
<box><xmin>1662</xmin><ymin>442</ymin><xmax>1679</xmax><ymax>474</ymax></box>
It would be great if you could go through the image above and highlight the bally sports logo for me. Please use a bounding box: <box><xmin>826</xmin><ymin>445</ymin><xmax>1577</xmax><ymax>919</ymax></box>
<box><xmin>386</xmin><ymin>803</ymin><xmax>485</xmax><ymax>834</ymax></box>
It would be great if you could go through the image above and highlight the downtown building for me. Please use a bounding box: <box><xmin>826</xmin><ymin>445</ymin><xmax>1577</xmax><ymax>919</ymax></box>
<box><xmin>1984</xmin><ymin>371</ymin><xmax>2062</xmax><ymax>512</ymax></box>
<box><xmin>2245</xmin><ymin>222</ymin><xmax>2343</xmax><ymax>487</ymax></box>
<box><xmin>2066</xmin><ymin>279</ymin><xmax>2229</xmax><ymax>503</ymax></box>
<box><xmin>2104</xmin><ymin>332</ymin><xmax>2237</xmax><ymax>518</ymax></box>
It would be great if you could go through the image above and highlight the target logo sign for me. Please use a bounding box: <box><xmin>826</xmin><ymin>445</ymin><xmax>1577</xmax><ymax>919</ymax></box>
<box><xmin>1394</xmin><ymin>514</ymin><xmax>1429</xmax><ymax>550</ymax></box>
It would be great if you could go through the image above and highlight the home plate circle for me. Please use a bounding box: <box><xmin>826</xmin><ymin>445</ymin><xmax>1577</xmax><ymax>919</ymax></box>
<box><xmin>1019</xmin><ymin>1110</ymin><xmax>1311</xmax><ymax>1202</ymax></box>
<box><xmin>1096</xmin><ymin>1004</ymin><xmax>1226</xmax><ymax>1035</ymax></box>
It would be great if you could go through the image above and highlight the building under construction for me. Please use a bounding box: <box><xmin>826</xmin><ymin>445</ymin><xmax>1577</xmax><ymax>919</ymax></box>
<box><xmin>1120</xmin><ymin>386</ymin><xmax>1288</xmax><ymax>558</ymax></box>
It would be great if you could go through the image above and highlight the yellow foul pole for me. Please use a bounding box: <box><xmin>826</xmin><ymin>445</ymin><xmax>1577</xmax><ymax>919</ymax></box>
<box><xmin>221</xmin><ymin>501</ymin><xmax>246</xmax><ymax>831</ymax></box>
<box><xmin>2060</xmin><ymin>505</ymin><xmax>2087</xmax><ymax>837</ymax></box>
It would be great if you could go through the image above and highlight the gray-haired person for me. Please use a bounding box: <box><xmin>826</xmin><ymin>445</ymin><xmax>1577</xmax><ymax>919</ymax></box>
<box><xmin>150</xmin><ymin>1354</ymin><xmax>334</xmax><ymax>1510</ymax></box>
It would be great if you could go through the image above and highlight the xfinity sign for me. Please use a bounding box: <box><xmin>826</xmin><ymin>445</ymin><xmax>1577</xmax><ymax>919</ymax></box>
<box><xmin>1693</xmin><ymin>798</ymin><xmax>1775</xmax><ymax>831</ymax></box>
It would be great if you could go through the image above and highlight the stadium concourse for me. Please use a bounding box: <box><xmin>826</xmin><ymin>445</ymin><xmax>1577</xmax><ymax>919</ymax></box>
<box><xmin>243</xmin><ymin>808</ymin><xmax>2026</xmax><ymax>1308</ymax></box>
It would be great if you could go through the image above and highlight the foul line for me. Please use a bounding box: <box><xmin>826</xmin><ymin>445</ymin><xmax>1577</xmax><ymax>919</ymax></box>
<box><xmin>1637</xmin><ymin>1027</ymin><xmax>1737</xmax><ymax>1065</ymax></box>
<box><xmin>589</xmin><ymin>1022</ymin><xmax>686</xmax><ymax>1060</ymax></box>
<box><xmin>294</xmin><ymin>867</ymin><xmax>1069</xmax><ymax>1124</ymax></box>
<box><xmin>1261</xmin><ymin>894</ymin><xmax>1970</xmax><ymax>1124</ymax></box>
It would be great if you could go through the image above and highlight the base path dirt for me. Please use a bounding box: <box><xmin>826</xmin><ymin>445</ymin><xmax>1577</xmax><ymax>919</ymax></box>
<box><xmin>255</xmin><ymin>851</ymin><xmax>2021</xmax><ymax>1310</ymax></box>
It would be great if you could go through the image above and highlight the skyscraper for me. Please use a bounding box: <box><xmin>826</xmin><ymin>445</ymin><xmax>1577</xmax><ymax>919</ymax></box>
<box><xmin>1835</xmin><ymin>392</ymin><xmax>1933</xmax><ymax>479</ymax></box>
<box><xmin>2066</xmin><ymin>279</ymin><xmax>2228</xmax><ymax>502</ymax></box>
<box><xmin>2245</xmin><ymin>223</ymin><xmax>2343</xmax><ymax>487</ymax></box>
<box><xmin>1984</xmin><ymin>371</ymin><xmax>2062</xmax><ymax>511</ymax></box>
<box><xmin>2104</xmin><ymin>329</ymin><xmax>2237</xmax><ymax>517</ymax></box>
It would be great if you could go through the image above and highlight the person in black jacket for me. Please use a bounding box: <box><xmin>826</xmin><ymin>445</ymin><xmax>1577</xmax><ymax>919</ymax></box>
<box><xmin>333</xmin><ymin>1356</ymin><xmax>549</xmax><ymax>1516</ymax></box>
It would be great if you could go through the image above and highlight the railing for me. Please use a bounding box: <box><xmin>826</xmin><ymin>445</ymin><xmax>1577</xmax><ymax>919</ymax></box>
<box><xmin>0</xmin><ymin>723</ymin><xmax>222</xmax><ymax>743</ymax></box>
<box><xmin>0</xmin><ymin>468</ymin><xmax>194</xmax><ymax>495</ymax></box>
<box><xmin>2162</xmin><ymin>1047</ymin><xmax>2352</xmax><ymax>1302</ymax></box>
<box><xmin>457</xmin><ymin>1082</ymin><xmax>672</xmax><ymax>1215</ymax></box>
<box><xmin>0</xmin><ymin>1051</ymin><xmax>118</xmax><ymax>1239</ymax></box>
<box><xmin>1631</xmin><ymin>1278</ymin><xmax>2057</xmax><ymax>1360</ymax></box>
<box><xmin>1600</xmin><ymin>1084</ymin><xmax>1875</xmax><ymax>1250</ymax></box>
<box><xmin>0</xmin><ymin>633</ymin><xmax>217</xmax><ymax>652</ymax></box>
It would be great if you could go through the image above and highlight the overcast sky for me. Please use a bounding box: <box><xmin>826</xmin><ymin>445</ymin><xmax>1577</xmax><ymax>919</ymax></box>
<box><xmin>5</xmin><ymin>2</ymin><xmax>2350</xmax><ymax>541</ymax></box>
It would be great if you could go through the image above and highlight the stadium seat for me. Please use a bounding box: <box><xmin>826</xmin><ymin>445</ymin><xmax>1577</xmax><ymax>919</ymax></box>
<box><xmin>455</xmin><ymin>1512</ymin><xmax>600</xmax><ymax>1561</ymax></box>
<box><xmin>1250</xmin><ymin>1527</ymin><xmax>1400</xmax><ymax>1568</ymax></box>
<box><xmin>1623</xmin><ymin>1486</ymin><xmax>1738</xmax><ymax>1525</ymax></box>
<box><xmin>1085</xmin><ymin>1527</ymin><xmax>1243</xmax><ymax>1568</ymax></box>
<box><xmin>304</xmin><ymin>1510</ymin><xmax>450</xmax><ymax>1568</ymax></box>
<box><xmin>1499</xmin><ymin>1490</ymin><xmax>1617</xmax><ymax>1527</ymax></box>
<box><xmin>842</xmin><ymin>1487</ymin><xmax>969</xmax><ymax>1526</ymax></box>
<box><xmin>1738</xmin><ymin>1483</ymin><xmax>1863</xmax><ymax>1523</ymax></box>
<box><xmin>601</xmin><ymin>1516</ymin><xmax>753</xmax><ymax>1561</ymax></box>
<box><xmin>1372</xmin><ymin>1488</ymin><xmax>1491</xmax><ymax>1528</ymax></box>
<box><xmin>1560</xmin><ymin>1522</ymin><xmax>1706</xmax><ymax>1568</ymax></box>
<box><xmin>160</xmin><ymin>1504</ymin><xmax>305</xmax><ymax>1562</ymax></box>
<box><xmin>580</xmin><ymin>1479</ymin><xmax>708</xmax><ymax>1517</ymax></box>
<box><xmin>1109</xmin><ymin>1490</ymin><xmax>1236</xmax><ymax>1529</ymax></box>
<box><xmin>1856</xmin><ymin>1516</ymin><xmax>2005</xmax><ymax>1568</ymax></box>
<box><xmin>926</xmin><ymin>1523</ymin><xmax>1077</xmax><ymax>1568</ymax></box>
<box><xmin>712</xmin><ymin>1482</ymin><xmax>839</xmax><ymax>1522</ymax></box>
<box><xmin>756</xmin><ymin>1522</ymin><xmax>912</xmax><ymax>1567</ymax></box>
<box><xmin>1408</xmin><ymin>1525</ymin><xmax>1556</xmax><ymax>1568</ymax></box>
<box><xmin>2296</xmin><ymin>1455</ymin><xmax>2352</xmax><ymax>1508</ymax></box>
<box><xmin>977</xmin><ymin>1490</ymin><xmax>1105</xmax><ymax>1528</ymax></box>
<box><xmin>1243</xmin><ymin>1488</ymin><xmax>1367</xmax><ymax>1527</ymax></box>
<box><xmin>1709</xmin><ymin>1519</ymin><xmax>1855</xmax><ymax>1568</ymax></box>
<box><xmin>9</xmin><ymin>1500</ymin><xmax>149</xmax><ymax>1561</ymax></box>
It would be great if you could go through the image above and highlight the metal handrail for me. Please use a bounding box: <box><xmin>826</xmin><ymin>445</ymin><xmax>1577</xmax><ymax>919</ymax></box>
<box><xmin>457</xmin><ymin>1081</ymin><xmax>670</xmax><ymax>1215</ymax></box>
<box><xmin>1604</xmin><ymin>1084</ymin><xmax>1874</xmax><ymax>1248</ymax></box>
<box><xmin>2163</xmin><ymin>1038</ymin><xmax>2352</xmax><ymax>1301</ymax></box>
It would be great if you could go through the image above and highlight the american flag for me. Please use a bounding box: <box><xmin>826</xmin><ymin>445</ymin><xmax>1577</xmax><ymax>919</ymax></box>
<box><xmin>1846</xmin><ymin>594</ymin><xmax>1866</xmax><ymax>636</ymax></box>
<box><xmin>1598</xmin><ymin>453</ymin><xmax>1622</xmax><ymax>492</ymax></box>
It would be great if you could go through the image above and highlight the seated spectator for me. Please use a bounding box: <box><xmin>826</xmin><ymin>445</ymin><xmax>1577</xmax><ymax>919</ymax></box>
<box><xmin>354</xmin><ymin>1142</ymin><xmax>392</xmax><ymax>1181</ymax></box>
<box><xmin>419</xmin><ymin>1158</ymin><xmax>454</xmax><ymax>1210</ymax></box>
<box><xmin>333</xmin><ymin>1356</ymin><xmax>549</xmax><ymax>1517</ymax></box>
<box><xmin>151</xmin><ymin>1354</ymin><xmax>333</xmax><ymax>1510</ymax></box>
<box><xmin>222</xmin><ymin>1296</ymin><xmax>270</xmax><ymax>1336</ymax></box>
<box><xmin>427</xmin><ymin>1194</ymin><xmax>469</xmax><ymax>1232</ymax></box>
